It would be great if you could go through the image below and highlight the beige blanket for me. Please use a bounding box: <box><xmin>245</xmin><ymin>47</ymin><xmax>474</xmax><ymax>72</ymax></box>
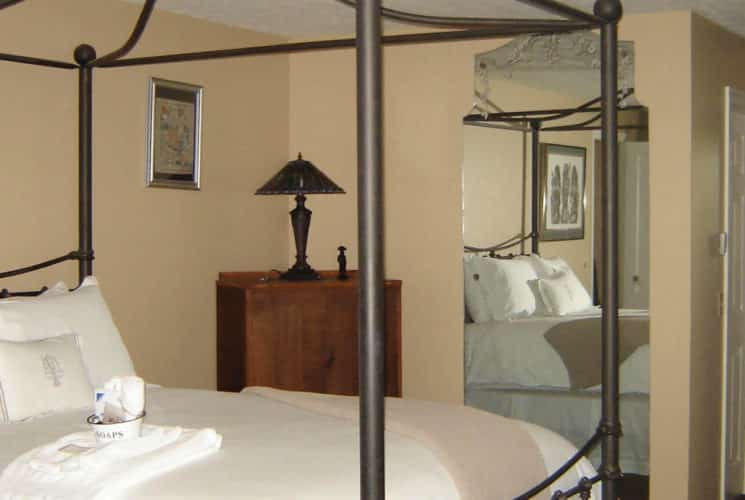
<box><xmin>247</xmin><ymin>387</ymin><xmax>549</xmax><ymax>500</ymax></box>
<box><xmin>544</xmin><ymin>316</ymin><xmax>649</xmax><ymax>389</ymax></box>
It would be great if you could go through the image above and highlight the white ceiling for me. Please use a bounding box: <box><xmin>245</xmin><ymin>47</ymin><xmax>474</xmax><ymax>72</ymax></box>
<box><xmin>125</xmin><ymin>0</ymin><xmax>745</xmax><ymax>40</ymax></box>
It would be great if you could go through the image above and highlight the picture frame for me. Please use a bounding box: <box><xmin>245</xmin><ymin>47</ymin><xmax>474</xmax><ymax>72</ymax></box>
<box><xmin>146</xmin><ymin>77</ymin><xmax>203</xmax><ymax>190</ymax></box>
<box><xmin>538</xmin><ymin>143</ymin><xmax>586</xmax><ymax>241</ymax></box>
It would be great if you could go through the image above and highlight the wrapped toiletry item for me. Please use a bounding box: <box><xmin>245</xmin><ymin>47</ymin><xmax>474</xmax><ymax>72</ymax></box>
<box><xmin>94</xmin><ymin>376</ymin><xmax>145</xmax><ymax>424</ymax></box>
<box><xmin>103</xmin><ymin>377</ymin><xmax>125</xmax><ymax>422</ymax></box>
<box><xmin>120</xmin><ymin>376</ymin><xmax>145</xmax><ymax>420</ymax></box>
<box><xmin>94</xmin><ymin>388</ymin><xmax>105</xmax><ymax>419</ymax></box>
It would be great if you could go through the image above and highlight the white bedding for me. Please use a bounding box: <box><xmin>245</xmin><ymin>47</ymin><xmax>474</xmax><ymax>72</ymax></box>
<box><xmin>467</xmin><ymin>385</ymin><xmax>649</xmax><ymax>475</ymax></box>
<box><xmin>465</xmin><ymin>307</ymin><xmax>649</xmax><ymax>393</ymax></box>
<box><xmin>464</xmin><ymin>307</ymin><xmax>649</xmax><ymax>476</ymax></box>
<box><xmin>0</xmin><ymin>387</ymin><xmax>600</xmax><ymax>499</ymax></box>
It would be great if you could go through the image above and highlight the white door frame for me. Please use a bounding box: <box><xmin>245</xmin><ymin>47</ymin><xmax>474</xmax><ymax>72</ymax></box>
<box><xmin>721</xmin><ymin>85</ymin><xmax>745</xmax><ymax>499</ymax></box>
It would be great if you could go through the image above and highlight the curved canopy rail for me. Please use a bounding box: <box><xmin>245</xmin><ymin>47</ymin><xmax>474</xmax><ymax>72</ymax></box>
<box><xmin>464</xmin><ymin>233</ymin><xmax>533</xmax><ymax>255</ymax></box>
<box><xmin>0</xmin><ymin>1</ymin><xmax>624</xmax><ymax>498</ymax></box>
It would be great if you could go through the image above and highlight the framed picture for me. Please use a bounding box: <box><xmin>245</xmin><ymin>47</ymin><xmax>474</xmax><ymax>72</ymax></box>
<box><xmin>539</xmin><ymin>143</ymin><xmax>586</xmax><ymax>241</ymax></box>
<box><xmin>146</xmin><ymin>78</ymin><xmax>203</xmax><ymax>190</ymax></box>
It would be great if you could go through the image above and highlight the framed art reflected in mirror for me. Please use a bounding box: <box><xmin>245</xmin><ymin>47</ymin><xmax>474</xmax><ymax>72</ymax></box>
<box><xmin>539</xmin><ymin>143</ymin><xmax>586</xmax><ymax>241</ymax></box>
<box><xmin>146</xmin><ymin>77</ymin><xmax>203</xmax><ymax>190</ymax></box>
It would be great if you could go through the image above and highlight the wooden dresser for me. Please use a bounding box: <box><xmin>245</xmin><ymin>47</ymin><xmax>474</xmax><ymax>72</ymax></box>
<box><xmin>216</xmin><ymin>271</ymin><xmax>401</xmax><ymax>396</ymax></box>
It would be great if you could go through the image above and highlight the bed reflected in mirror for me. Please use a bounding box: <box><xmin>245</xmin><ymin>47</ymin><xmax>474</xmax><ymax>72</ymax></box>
<box><xmin>461</xmin><ymin>32</ymin><xmax>650</xmax><ymax>492</ymax></box>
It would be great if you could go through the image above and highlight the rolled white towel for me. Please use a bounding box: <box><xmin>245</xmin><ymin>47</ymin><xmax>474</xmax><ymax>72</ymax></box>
<box><xmin>120</xmin><ymin>377</ymin><xmax>145</xmax><ymax>420</ymax></box>
<box><xmin>97</xmin><ymin>376</ymin><xmax>145</xmax><ymax>423</ymax></box>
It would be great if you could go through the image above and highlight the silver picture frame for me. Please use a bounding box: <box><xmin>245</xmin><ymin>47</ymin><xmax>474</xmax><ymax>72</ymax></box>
<box><xmin>146</xmin><ymin>77</ymin><xmax>203</xmax><ymax>190</ymax></box>
<box><xmin>539</xmin><ymin>143</ymin><xmax>587</xmax><ymax>241</ymax></box>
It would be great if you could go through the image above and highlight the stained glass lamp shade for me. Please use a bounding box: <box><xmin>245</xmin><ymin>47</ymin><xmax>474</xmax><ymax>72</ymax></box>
<box><xmin>255</xmin><ymin>153</ymin><xmax>345</xmax><ymax>280</ymax></box>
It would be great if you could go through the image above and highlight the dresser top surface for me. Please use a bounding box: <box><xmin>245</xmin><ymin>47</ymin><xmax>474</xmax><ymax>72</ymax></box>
<box><xmin>217</xmin><ymin>271</ymin><xmax>401</xmax><ymax>290</ymax></box>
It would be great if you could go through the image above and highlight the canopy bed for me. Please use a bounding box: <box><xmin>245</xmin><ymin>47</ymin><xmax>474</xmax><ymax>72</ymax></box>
<box><xmin>0</xmin><ymin>0</ymin><xmax>626</xmax><ymax>498</ymax></box>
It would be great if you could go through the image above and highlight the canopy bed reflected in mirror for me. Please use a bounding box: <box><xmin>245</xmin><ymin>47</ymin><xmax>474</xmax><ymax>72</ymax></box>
<box><xmin>461</xmin><ymin>31</ymin><xmax>651</xmax><ymax>493</ymax></box>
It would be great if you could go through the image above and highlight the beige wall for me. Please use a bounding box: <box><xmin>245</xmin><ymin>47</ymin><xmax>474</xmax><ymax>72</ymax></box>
<box><xmin>621</xmin><ymin>11</ymin><xmax>745</xmax><ymax>499</ymax></box>
<box><xmin>618</xmin><ymin>12</ymin><xmax>694</xmax><ymax>499</ymax></box>
<box><xmin>0</xmin><ymin>0</ymin><xmax>290</xmax><ymax>389</ymax></box>
<box><xmin>288</xmin><ymin>42</ymin><xmax>491</xmax><ymax>403</ymax></box>
<box><xmin>690</xmin><ymin>14</ymin><xmax>745</xmax><ymax>499</ymax></box>
<box><xmin>463</xmin><ymin>125</ymin><xmax>525</xmax><ymax>248</ymax></box>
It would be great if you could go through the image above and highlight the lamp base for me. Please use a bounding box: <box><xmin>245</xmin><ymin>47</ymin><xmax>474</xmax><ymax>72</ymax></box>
<box><xmin>280</xmin><ymin>266</ymin><xmax>321</xmax><ymax>281</ymax></box>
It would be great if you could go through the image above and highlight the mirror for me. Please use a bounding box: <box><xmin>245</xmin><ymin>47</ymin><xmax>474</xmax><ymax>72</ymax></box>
<box><xmin>462</xmin><ymin>32</ymin><xmax>650</xmax><ymax>485</ymax></box>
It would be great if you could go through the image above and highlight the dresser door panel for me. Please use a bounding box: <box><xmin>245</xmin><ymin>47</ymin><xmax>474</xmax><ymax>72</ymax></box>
<box><xmin>246</xmin><ymin>287</ymin><xmax>358</xmax><ymax>395</ymax></box>
<box><xmin>218</xmin><ymin>273</ymin><xmax>401</xmax><ymax>397</ymax></box>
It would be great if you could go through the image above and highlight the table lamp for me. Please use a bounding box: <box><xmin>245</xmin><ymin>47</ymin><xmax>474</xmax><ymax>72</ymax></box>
<box><xmin>255</xmin><ymin>153</ymin><xmax>345</xmax><ymax>280</ymax></box>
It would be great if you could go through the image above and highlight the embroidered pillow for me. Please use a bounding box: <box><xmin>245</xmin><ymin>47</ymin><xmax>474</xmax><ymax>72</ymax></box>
<box><xmin>0</xmin><ymin>276</ymin><xmax>135</xmax><ymax>388</ymax></box>
<box><xmin>519</xmin><ymin>255</ymin><xmax>588</xmax><ymax>316</ymax></box>
<box><xmin>0</xmin><ymin>335</ymin><xmax>91</xmax><ymax>422</ymax></box>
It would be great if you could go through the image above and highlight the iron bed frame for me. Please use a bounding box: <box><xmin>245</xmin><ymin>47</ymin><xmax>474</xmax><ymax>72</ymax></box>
<box><xmin>463</xmin><ymin>89</ymin><xmax>645</xmax><ymax>258</ymax></box>
<box><xmin>0</xmin><ymin>0</ymin><xmax>624</xmax><ymax>498</ymax></box>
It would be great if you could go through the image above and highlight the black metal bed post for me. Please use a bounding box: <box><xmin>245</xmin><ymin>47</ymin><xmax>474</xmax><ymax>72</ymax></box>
<box><xmin>596</xmin><ymin>1</ymin><xmax>623</xmax><ymax>499</ymax></box>
<box><xmin>0</xmin><ymin>0</ymin><xmax>24</xmax><ymax>10</ymax></box>
<box><xmin>530</xmin><ymin>121</ymin><xmax>540</xmax><ymax>255</ymax></box>
<box><xmin>356</xmin><ymin>0</ymin><xmax>385</xmax><ymax>499</ymax></box>
<box><xmin>74</xmin><ymin>44</ymin><xmax>96</xmax><ymax>284</ymax></box>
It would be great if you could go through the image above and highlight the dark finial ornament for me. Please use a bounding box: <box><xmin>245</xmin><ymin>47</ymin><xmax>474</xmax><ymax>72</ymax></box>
<box><xmin>337</xmin><ymin>246</ymin><xmax>348</xmax><ymax>280</ymax></box>
<box><xmin>256</xmin><ymin>154</ymin><xmax>345</xmax><ymax>281</ymax></box>
<box><xmin>73</xmin><ymin>44</ymin><xmax>97</xmax><ymax>66</ymax></box>
<box><xmin>593</xmin><ymin>0</ymin><xmax>623</xmax><ymax>22</ymax></box>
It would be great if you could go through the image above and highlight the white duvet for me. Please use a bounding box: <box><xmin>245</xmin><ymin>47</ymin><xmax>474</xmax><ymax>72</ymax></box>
<box><xmin>0</xmin><ymin>387</ymin><xmax>600</xmax><ymax>499</ymax></box>
<box><xmin>465</xmin><ymin>307</ymin><xmax>649</xmax><ymax>394</ymax></box>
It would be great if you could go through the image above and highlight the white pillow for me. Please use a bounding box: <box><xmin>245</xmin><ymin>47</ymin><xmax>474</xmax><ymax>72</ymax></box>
<box><xmin>521</xmin><ymin>254</ymin><xmax>577</xmax><ymax>276</ymax></box>
<box><xmin>526</xmin><ymin>279</ymin><xmax>550</xmax><ymax>316</ymax></box>
<box><xmin>42</xmin><ymin>281</ymin><xmax>70</xmax><ymax>296</ymax></box>
<box><xmin>488</xmin><ymin>259</ymin><xmax>538</xmax><ymax>319</ymax></box>
<box><xmin>516</xmin><ymin>255</ymin><xmax>554</xmax><ymax>315</ymax></box>
<box><xmin>536</xmin><ymin>271</ymin><xmax>593</xmax><ymax>315</ymax></box>
<box><xmin>518</xmin><ymin>254</ymin><xmax>557</xmax><ymax>279</ymax></box>
<box><xmin>0</xmin><ymin>276</ymin><xmax>135</xmax><ymax>388</ymax></box>
<box><xmin>465</xmin><ymin>257</ymin><xmax>537</xmax><ymax>321</ymax></box>
<box><xmin>543</xmin><ymin>256</ymin><xmax>572</xmax><ymax>274</ymax></box>
<box><xmin>519</xmin><ymin>255</ymin><xmax>591</xmax><ymax>315</ymax></box>
<box><xmin>0</xmin><ymin>334</ymin><xmax>92</xmax><ymax>422</ymax></box>
<box><xmin>463</xmin><ymin>255</ymin><xmax>491</xmax><ymax>323</ymax></box>
<box><xmin>0</xmin><ymin>304</ymin><xmax>72</xmax><ymax>341</ymax></box>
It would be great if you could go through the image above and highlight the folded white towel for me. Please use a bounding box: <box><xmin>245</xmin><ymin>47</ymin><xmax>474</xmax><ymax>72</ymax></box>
<box><xmin>0</xmin><ymin>425</ymin><xmax>222</xmax><ymax>500</ymax></box>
